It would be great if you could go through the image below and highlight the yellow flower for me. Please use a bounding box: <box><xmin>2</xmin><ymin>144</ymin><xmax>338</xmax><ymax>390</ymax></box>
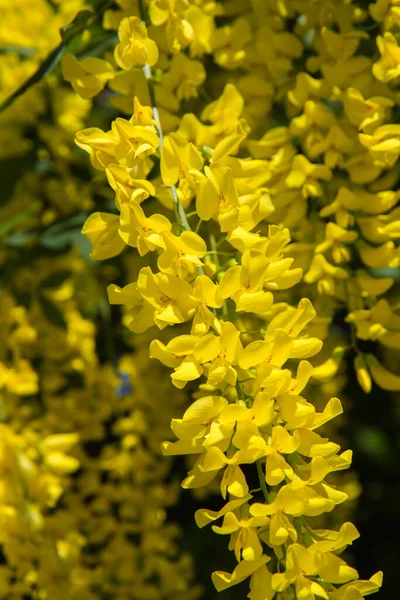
<box><xmin>185</xmin><ymin>4</ymin><xmax>215</xmax><ymax>57</ymax></box>
<box><xmin>272</xmin><ymin>542</ymin><xmax>357</xmax><ymax>596</ymax></box>
<box><xmin>75</xmin><ymin>127</ymin><xmax>119</xmax><ymax>170</ymax></box>
<box><xmin>150</xmin><ymin>335</ymin><xmax>203</xmax><ymax>388</ymax></box>
<box><xmin>149</xmin><ymin>0</ymin><xmax>194</xmax><ymax>53</ymax></box>
<box><xmin>354</xmin><ymin>355</ymin><xmax>372</xmax><ymax>394</ymax></box>
<box><xmin>137</xmin><ymin>266</ymin><xmax>196</xmax><ymax>328</ymax></box>
<box><xmin>82</xmin><ymin>212</ymin><xmax>125</xmax><ymax>260</ymax></box>
<box><xmin>113</xmin><ymin>115</ymin><xmax>160</xmax><ymax>167</ymax></box>
<box><xmin>366</xmin><ymin>354</ymin><xmax>400</xmax><ymax>391</ymax></box>
<box><xmin>118</xmin><ymin>201</ymin><xmax>171</xmax><ymax>255</ymax></box>
<box><xmin>161</xmin><ymin>132</ymin><xmax>204</xmax><ymax>186</ymax></box>
<box><xmin>212</xmin><ymin>557</ymin><xmax>269</xmax><ymax>593</ymax></box>
<box><xmin>106</xmin><ymin>164</ymin><xmax>155</xmax><ymax>208</ymax></box>
<box><xmin>190</xmin><ymin>275</ymin><xmax>224</xmax><ymax>336</ymax></box>
<box><xmin>40</xmin><ymin>434</ymin><xmax>80</xmax><ymax>475</ymax></box>
<box><xmin>195</xmin><ymin>163</ymin><xmax>239</xmax><ymax>223</ymax></box>
<box><xmin>62</xmin><ymin>54</ymin><xmax>114</xmax><ymax>99</ymax></box>
<box><xmin>193</xmin><ymin>322</ymin><xmax>243</xmax><ymax>387</ymax></box>
<box><xmin>161</xmin><ymin>53</ymin><xmax>206</xmax><ymax>101</ymax></box>
<box><xmin>286</xmin><ymin>154</ymin><xmax>332</xmax><ymax>198</ymax></box>
<box><xmin>212</xmin><ymin>511</ymin><xmax>269</xmax><ymax>562</ymax></box>
<box><xmin>114</xmin><ymin>17</ymin><xmax>159</xmax><ymax>69</ymax></box>
<box><xmin>373</xmin><ymin>32</ymin><xmax>400</xmax><ymax>83</ymax></box>
<box><xmin>304</xmin><ymin>254</ymin><xmax>348</xmax><ymax>296</ymax></box>
<box><xmin>212</xmin><ymin>17</ymin><xmax>252</xmax><ymax>70</ymax></box>
<box><xmin>329</xmin><ymin>572</ymin><xmax>383</xmax><ymax>600</ymax></box>
<box><xmin>158</xmin><ymin>230</ymin><xmax>207</xmax><ymax>279</ymax></box>
<box><xmin>342</xmin><ymin>88</ymin><xmax>394</xmax><ymax>135</ymax></box>
<box><xmin>359</xmin><ymin>124</ymin><xmax>400</xmax><ymax>168</ymax></box>
<box><xmin>219</xmin><ymin>250</ymin><xmax>274</xmax><ymax>313</ymax></box>
<box><xmin>161</xmin><ymin>395</ymin><xmax>229</xmax><ymax>456</ymax></box>
<box><xmin>256</xmin><ymin>25</ymin><xmax>303</xmax><ymax>79</ymax></box>
<box><xmin>107</xmin><ymin>282</ymin><xmax>155</xmax><ymax>333</ymax></box>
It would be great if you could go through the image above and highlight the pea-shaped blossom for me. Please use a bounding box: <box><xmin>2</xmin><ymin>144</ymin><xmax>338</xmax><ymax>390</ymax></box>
<box><xmin>115</xmin><ymin>17</ymin><xmax>159</xmax><ymax>69</ymax></box>
<box><xmin>61</xmin><ymin>54</ymin><xmax>114</xmax><ymax>99</ymax></box>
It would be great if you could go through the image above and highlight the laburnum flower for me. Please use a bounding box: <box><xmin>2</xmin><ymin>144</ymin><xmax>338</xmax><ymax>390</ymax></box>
<box><xmin>112</xmin><ymin>115</ymin><xmax>160</xmax><ymax>168</ymax></box>
<box><xmin>118</xmin><ymin>201</ymin><xmax>172</xmax><ymax>254</ymax></box>
<box><xmin>330</xmin><ymin>572</ymin><xmax>383</xmax><ymax>600</ymax></box>
<box><xmin>190</xmin><ymin>275</ymin><xmax>223</xmax><ymax>336</ymax></box>
<box><xmin>108</xmin><ymin>69</ymin><xmax>151</xmax><ymax>115</ymax></box>
<box><xmin>82</xmin><ymin>212</ymin><xmax>125</xmax><ymax>260</ymax></box>
<box><xmin>211</xmin><ymin>511</ymin><xmax>269</xmax><ymax>562</ymax></box>
<box><xmin>137</xmin><ymin>266</ymin><xmax>196</xmax><ymax>328</ymax></box>
<box><xmin>346</xmin><ymin>299</ymin><xmax>400</xmax><ymax>348</ymax></box>
<box><xmin>150</xmin><ymin>335</ymin><xmax>203</xmax><ymax>388</ymax></box>
<box><xmin>342</xmin><ymin>88</ymin><xmax>394</xmax><ymax>135</ymax></box>
<box><xmin>315</xmin><ymin>223</ymin><xmax>358</xmax><ymax>264</ymax></box>
<box><xmin>106</xmin><ymin>164</ymin><xmax>155</xmax><ymax>208</ymax></box>
<box><xmin>272</xmin><ymin>542</ymin><xmax>358</xmax><ymax>597</ymax></box>
<box><xmin>107</xmin><ymin>282</ymin><xmax>155</xmax><ymax>333</ymax></box>
<box><xmin>61</xmin><ymin>54</ymin><xmax>114</xmax><ymax>99</ymax></box>
<box><xmin>239</xmin><ymin>298</ymin><xmax>323</xmax><ymax>370</ymax></box>
<box><xmin>211</xmin><ymin>556</ymin><xmax>270</xmax><ymax>594</ymax></box>
<box><xmin>212</xmin><ymin>17</ymin><xmax>252</xmax><ymax>69</ymax></box>
<box><xmin>75</xmin><ymin>127</ymin><xmax>119</xmax><ymax>170</ymax></box>
<box><xmin>157</xmin><ymin>230</ymin><xmax>207</xmax><ymax>279</ymax></box>
<box><xmin>304</xmin><ymin>254</ymin><xmax>348</xmax><ymax>296</ymax></box>
<box><xmin>354</xmin><ymin>354</ymin><xmax>372</xmax><ymax>394</ymax></box>
<box><xmin>149</xmin><ymin>0</ymin><xmax>194</xmax><ymax>53</ymax></box>
<box><xmin>161</xmin><ymin>395</ymin><xmax>230</xmax><ymax>457</ymax></box>
<box><xmin>366</xmin><ymin>354</ymin><xmax>400</xmax><ymax>391</ymax></box>
<box><xmin>319</xmin><ymin>186</ymin><xmax>400</xmax><ymax>229</ymax></box>
<box><xmin>0</xmin><ymin>360</ymin><xmax>38</xmax><ymax>396</ymax></box>
<box><xmin>39</xmin><ymin>434</ymin><xmax>80</xmax><ymax>476</ymax></box>
<box><xmin>196</xmin><ymin>162</ymin><xmax>241</xmax><ymax>223</ymax></box>
<box><xmin>358</xmin><ymin>238</ymin><xmax>400</xmax><ymax>269</ymax></box>
<box><xmin>220</xmin><ymin>243</ymin><xmax>303</xmax><ymax>312</ymax></box>
<box><xmin>192</xmin><ymin>321</ymin><xmax>243</xmax><ymax>387</ymax></box>
<box><xmin>286</xmin><ymin>154</ymin><xmax>332</xmax><ymax>198</ymax></box>
<box><xmin>160</xmin><ymin>132</ymin><xmax>203</xmax><ymax>186</ymax></box>
<box><xmin>219</xmin><ymin>249</ymin><xmax>274</xmax><ymax>313</ymax></box>
<box><xmin>306</xmin><ymin>27</ymin><xmax>371</xmax><ymax>90</ymax></box>
<box><xmin>114</xmin><ymin>16</ymin><xmax>159</xmax><ymax>69</ymax></box>
<box><xmin>359</xmin><ymin>124</ymin><xmax>400</xmax><ymax>168</ymax></box>
<box><xmin>185</xmin><ymin>4</ymin><xmax>215</xmax><ymax>57</ymax></box>
<box><xmin>161</xmin><ymin>53</ymin><xmax>206</xmax><ymax>101</ymax></box>
<box><xmin>373</xmin><ymin>32</ymin><xmax>400</xmax><ymax>82</ymax></box>
<box><xmin>256</xmin><ymin>25</ymin><xmax>303</xmax><ymax>79</ymax></box>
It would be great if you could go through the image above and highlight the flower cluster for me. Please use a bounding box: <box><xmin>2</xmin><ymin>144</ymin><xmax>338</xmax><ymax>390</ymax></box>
<box><xmin>0</xmin><ymin>1</ymin><xmax>201</xmax><ymax>597</ymax></box>
<box><xmin>58</xmin><ymin>0</ymin><xmax>393</xmax><ymax>597</ymax></box>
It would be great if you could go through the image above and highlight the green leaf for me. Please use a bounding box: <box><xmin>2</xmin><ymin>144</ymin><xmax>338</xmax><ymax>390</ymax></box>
<box><xmin>39</xmin><ymin>295</ymin><xmax>68</xmax><ymax>330</ymax></box>
<box><xmin>40</xmin><ymin>270</ymin><xmax>72</xmax><ymax>289</ymax></box>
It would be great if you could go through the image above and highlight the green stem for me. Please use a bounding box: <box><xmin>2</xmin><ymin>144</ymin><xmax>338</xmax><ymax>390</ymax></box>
<box><xmin>205</xmin><ymin>251</ymin><xmax>236</xmax><ymax>257</ymax></box>
<box><xmin>137</xmin><ymin>1</ymin><xmax>192</xmax><ymax>235</ymax></box>
<box><xmin>235</xmin><ymin>379</ymin><xmax>245</xmax><ymax>400</ymax></box>
<box><xmin>256</xmin><ymin>459</ymin><xmax>270</xmax><ymax>502</ymax></box>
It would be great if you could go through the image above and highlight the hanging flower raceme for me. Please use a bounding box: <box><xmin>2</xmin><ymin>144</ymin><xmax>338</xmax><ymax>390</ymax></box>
<box><xmin>57</xmin><ymin>0</ymin><xmax>390</xmax><ymax>597</ymax></box>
